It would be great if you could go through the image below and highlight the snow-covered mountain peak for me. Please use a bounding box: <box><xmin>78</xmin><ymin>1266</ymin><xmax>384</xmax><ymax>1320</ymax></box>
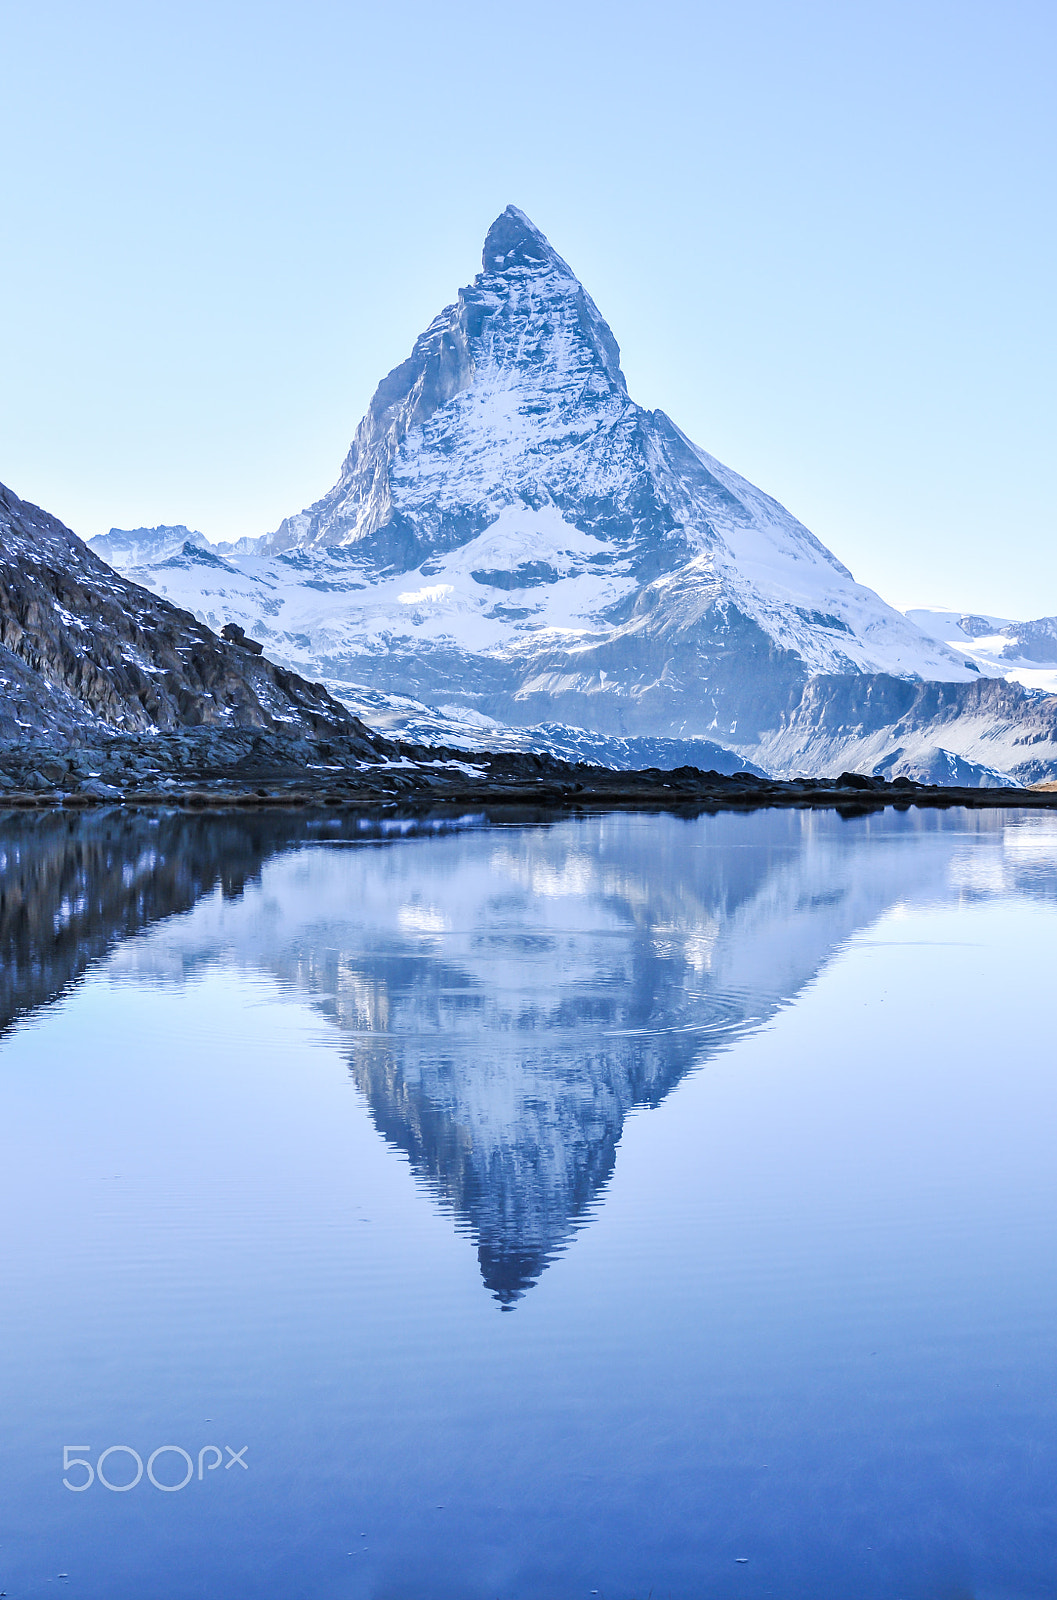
<box><xmin>90</xmin><ymin>524</ymin><xmax>210</xmax><ymax>567</ymax></box>
<box><xmin>250</xmin><ymin>205</ymin><xmax>969</xmax><ymax>689</ymax></box>
<box><xmin>95</xmin><ymin>207</ymin><xmax>1045</xmax><ymax>779</ymax></box>
<box><xmin>266</xmin><ymin>205</ymin><xmax>639</xmax><ymax>561</ymax></box>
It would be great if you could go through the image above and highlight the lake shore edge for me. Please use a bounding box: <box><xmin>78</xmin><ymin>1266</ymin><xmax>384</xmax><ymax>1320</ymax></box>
<box><xmin>1</xmin><ymin>731</ymin><xmax>1055</xmax><ymax>817</ymax></box>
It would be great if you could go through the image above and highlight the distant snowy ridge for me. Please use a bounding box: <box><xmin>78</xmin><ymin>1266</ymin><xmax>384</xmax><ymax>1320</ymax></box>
<box><xmin>92</xmin><ymin>206</ymin><xmax>1057</xmax><ymax>784</ymax></box>
<box><xmin>908</xmin><ymin>608</ymin><xmax>1057</xmax><ymax>695</ymax></box>
<box><xmin>326</xmin><ymin>681</ymin><xmax>765</xmax><ymax>774</ymax></box>
<box><xmin>90</xmin><ymin>524</ymin><xmax>211</xmax><ymax>567</ymax></box>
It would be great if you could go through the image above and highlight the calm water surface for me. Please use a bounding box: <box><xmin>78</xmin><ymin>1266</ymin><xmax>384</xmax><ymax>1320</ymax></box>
<box><xmin>1</xmin><ymin>806</ymin><xmax>1056</xmax><ymax>1598</ymax></box>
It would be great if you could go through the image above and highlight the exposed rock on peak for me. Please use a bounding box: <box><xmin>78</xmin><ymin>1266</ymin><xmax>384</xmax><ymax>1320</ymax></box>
<box><xmin>482</xmin><ymin>204</ymin><xmax>574</xmax><ymax>276</ymax></box>
<box><xmin>265</xmin><ymin>206</ymin><xmax>633</xmax><ymax>559</ymax></box>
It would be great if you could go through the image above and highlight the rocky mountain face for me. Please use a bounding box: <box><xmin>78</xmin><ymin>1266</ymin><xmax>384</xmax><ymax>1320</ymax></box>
<box><xmin>94</xmin><ymin>206</ymin><xmax>1057</xmax><ymax>784</ymax></box>
<box><xmin>0</xmin><ymin>481</ymin><xmax>377</xmax><ymax>746</ymax></box>
<box><xmin>741</xmin><ymin>671</ymin><xmax>1057</xmax><ymax>786</ymax></box>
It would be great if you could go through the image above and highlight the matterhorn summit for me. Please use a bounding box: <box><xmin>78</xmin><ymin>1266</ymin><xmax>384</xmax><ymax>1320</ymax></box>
<box><xmin>263</xmin><ymin>205</ymin><xmax>967</xmax><ymax>683</ymax></box>
<box><xmin>97</xmin><ymin>207</ymin><xmax>1057</xmax><ymax>783</ymax></box>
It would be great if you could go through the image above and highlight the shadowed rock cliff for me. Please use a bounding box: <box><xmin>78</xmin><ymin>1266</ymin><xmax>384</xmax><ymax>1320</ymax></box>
<box><xmin>0</xmin><ymin>481</ymin><xmax>371</xmax><ymax>742</ymax></box>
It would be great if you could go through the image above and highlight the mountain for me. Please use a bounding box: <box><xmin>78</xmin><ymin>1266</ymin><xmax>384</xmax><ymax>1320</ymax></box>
<box><xmin>94</xmin><ymin>206</ymin><xmax>1057</xmax><ymax>784</ymax></box>
<box><xmin>0</xmin><ymin>480</ymin><xmax>374</xmax><ymax>743</ymax></box>
<box><xmin>908</xmin><ymin>608</ymin><xmax>1057</xmax><ymax>693</ymax></box>
<box><xmin>89</xmin><ymin>523</ymin><xmax>211</xmax><ymax>567</ymax></box>
<box><xmin>326</xmin><ymin>683</ymin><xmax>767</xmax><ymax>775</ymax></box>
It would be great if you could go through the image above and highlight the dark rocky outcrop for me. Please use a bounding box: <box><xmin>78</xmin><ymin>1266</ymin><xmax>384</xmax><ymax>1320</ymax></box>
<box><xmin>220</xmin><ymin>622</ymin><xmax>264</xmax><ymax>654</ymax></box>
<box><xmin>0</xmin><ymin>481</ymin><xmax>383</xmax><ymax>747</ymax></box>
<box><xmin>1</xmin><ymin>724</ymin><xmax>1055</xmax><ymax>817</ymax></box>
<box><xmin>996</xmin><ymin>615</ymin><xmax>1057</xmax><ymax>665</ymax></box>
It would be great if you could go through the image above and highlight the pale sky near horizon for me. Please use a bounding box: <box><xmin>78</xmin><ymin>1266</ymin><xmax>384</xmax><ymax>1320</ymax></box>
<box><xmin>2</xmin><ymin>0</ymin><xmax>1053</xmax><ymax>617</ymax></box>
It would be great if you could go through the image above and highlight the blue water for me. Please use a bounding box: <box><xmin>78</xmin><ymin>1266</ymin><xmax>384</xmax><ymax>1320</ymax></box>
<box><xmin>1</xmin><ymin>805</ymin><xmax>1056</xmax><ymax>1598</ymax></box>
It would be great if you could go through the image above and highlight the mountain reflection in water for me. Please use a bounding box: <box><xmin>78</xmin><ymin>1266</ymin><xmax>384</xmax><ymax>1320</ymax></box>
<box><xmin>3</xmin><ymin>804</ymin><xmax>1055</xmax><ymax>1305</ymax></box>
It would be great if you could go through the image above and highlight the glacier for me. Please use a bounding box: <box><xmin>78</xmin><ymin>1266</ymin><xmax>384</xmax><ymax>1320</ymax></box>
<box><xmin>908</xmin><ymin>608</ymin><xmax>1057</xmax><ymax>696</ymax></box>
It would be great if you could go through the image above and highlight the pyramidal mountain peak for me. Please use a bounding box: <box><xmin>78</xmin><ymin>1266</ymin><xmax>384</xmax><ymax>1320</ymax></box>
<box><xmin>481</xmin><ymin>204</ymin><xmax>573</xmax><ymax>275</ymax></box>
<box><xmin>267</xmin><ymin>203</ymin><xmax>635</xmax><ymax>560</ymax></box>
<box><xmin>93</xmin><ymin>207</ymin><xmax>1057</xmax><ymax>785</ymax></box>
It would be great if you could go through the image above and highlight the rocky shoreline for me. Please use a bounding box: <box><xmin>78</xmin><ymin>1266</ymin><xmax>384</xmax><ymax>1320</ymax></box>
<box><xmin>1</xmin><ymin>731</ymin><xmax>1056</xmax><ymax>817</ymax></box>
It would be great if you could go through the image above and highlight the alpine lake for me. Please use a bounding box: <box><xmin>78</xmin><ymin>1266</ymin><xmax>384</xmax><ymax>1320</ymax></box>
<box><xmin>1</xmin><ymin>802</ymin><xmax>1056</xmax><ymax>1600</ymax></box>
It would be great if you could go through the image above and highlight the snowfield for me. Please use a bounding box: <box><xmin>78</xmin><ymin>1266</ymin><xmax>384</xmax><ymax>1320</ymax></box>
<box><xmin>907</xmin><ymin>609</ymin><xmax>1057</xmax><ymax>695</ymax></box>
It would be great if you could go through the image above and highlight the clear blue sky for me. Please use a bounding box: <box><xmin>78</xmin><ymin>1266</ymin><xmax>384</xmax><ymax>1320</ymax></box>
<box><xmin>2</xmin><ymin>0</ymin><xmax>1053</xmax><ymax>616</ymax></box>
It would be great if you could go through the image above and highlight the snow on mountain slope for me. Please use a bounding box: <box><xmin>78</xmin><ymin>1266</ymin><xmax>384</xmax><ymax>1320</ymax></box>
<box><xmin>324</xmin><ymin>681</ymin><xmax>765</xmax><ymax>774</ymax></box>
<box><xmin>97</xmin><ymin>208</ymin><xmax>971</xmax><ymax>675</ymax></box>
<box><xmin>908</xmin><ymin>608</ymin><xmax>1057</xmax><ymax>694</ymax></box>
<box><xmin>265</xmin><ymin>205</ymin><xmax>972</xmax><ymax>680</ymax></box>
<box><xmin>93</xmin><ymin>205</ymin><xmax>1057</xmax><ymax>782</ymax></box>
